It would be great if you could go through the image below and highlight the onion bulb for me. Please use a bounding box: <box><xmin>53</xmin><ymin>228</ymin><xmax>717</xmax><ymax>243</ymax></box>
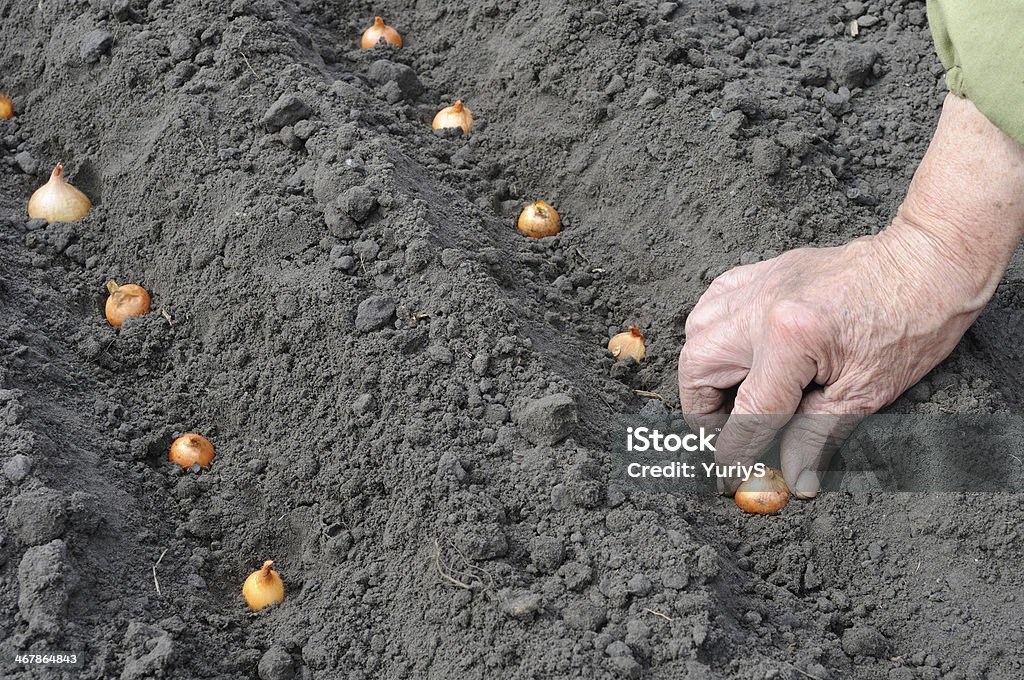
<box><xmin>0</xmin><ymin>95</ymin><xmax>13</xmax><ymax>119</ymax></box>
<box><xmin>517</xmin><ymin>200</ymin><xmax>561</xmax><ymax>238</ymax></box>
<box><xmin>28</xmin><ymin>164</ymin><xmax>92</xmax><ymax>223</ymax></box>
<box><xmin>361</xmin><ymin>16</ymin><xmax>402</xmax><ymax>49</ymax></box>
<box><xmin>735</xmin><ymin>467</ymin><xmax>790</xmax><ymax>514</ymax></box>
<box><xmin>432</xmin><ymin>100</ymin><xmax>473</xmax><ymax>135</ymax></box>
<box><xmin>104</xmin><ymin>280</ymin><xmax>151</xmax><ymax>327</ymax></box>
<box><xmin>169</xmin><ymin>433</ymin><xmax>215</xmax><ymax>469</ymax></box>
<box><xmin>243</xmin><ymin>560</ymin><xmax>285</xmax><ymax>610</ymax></box>
<box><xmin>608</xmin><ymin>326</ymin><xmax>646</xmax><ymax>362</ymax></box>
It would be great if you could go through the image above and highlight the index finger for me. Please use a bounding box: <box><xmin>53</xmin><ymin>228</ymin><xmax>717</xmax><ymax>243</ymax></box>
<box><xmin>714</xmin><ymin>348</ymin><xmax>816</xmax><ymax>494</ymax></box>
<box><xmin>677</xmin><ymin>337</ymin><xmax>749</xmax><ymax>432</ymax></box>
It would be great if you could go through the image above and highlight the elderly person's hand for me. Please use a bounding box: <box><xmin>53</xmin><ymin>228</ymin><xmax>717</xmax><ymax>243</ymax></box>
<box><xmin>678</xmin><ymin>94</ymin><xmax>1024</xmax><ymax>497</ymax></box>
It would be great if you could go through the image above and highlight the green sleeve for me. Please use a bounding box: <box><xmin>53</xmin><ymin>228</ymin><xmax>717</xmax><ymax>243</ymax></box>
<box><xmin>927</xmin><ymin>0</ymin><xmax>1024</xmax><ymax>145</ymax></box>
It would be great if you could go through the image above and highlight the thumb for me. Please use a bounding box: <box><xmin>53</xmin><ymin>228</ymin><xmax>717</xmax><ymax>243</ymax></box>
<box><xmin>780</xmin><ymin>389</ymin><xmax>864</xmax><ymax>499</ymax></box>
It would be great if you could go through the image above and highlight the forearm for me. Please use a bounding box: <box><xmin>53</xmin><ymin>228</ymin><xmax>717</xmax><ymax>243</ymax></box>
<box><xmin>883</xmin><ymin>94</ymin><xmax>1024</xmax><ymax>310</ymax></box>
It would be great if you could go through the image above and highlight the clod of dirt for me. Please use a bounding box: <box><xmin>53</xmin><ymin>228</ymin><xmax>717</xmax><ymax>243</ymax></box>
<box><xmin>17</xmin><ymin>539</ymin><xmax>70</xmax><ymax>636</ymax></box>
<box><xmin>455</xmin><ymin>523</ymin><xmax>509</xmax><ymax>560</ymax></box>
<box><xmin>2</xmin><ymin>453</ymin><xmax>31</xmax><ymax>484</ymax></box>
<box><xmin>355</xmin><ymin>295</ymin><xmax>396</xmax><ymax>332</ymax></box>
<box><xmin>262</xmin><ymin>94</ymin><xmax>313</xmax><ymax>131</ymax></box>
<box><xmin>529</xmin><ymin>535</ymin><xmax>566</xmax><ymax>573</ymax></box>
<box><xmin>14</xmin><ymin>151</ymin><xmax>37</xmax><ymax>175</ymax></box>
<box><xmin>827</xmin><ymin>43</ymin><xmax>880</xmax><ymax>88</ymax></box>
<box><xmin>841</xmin><ymin>625</ymin><xmax>889</xmax><ymax>659</ymax></box>
<box><xmin>515</xmin><ymin>393</ymin><xmax>578</xmax><ymax>445</ymax></box>
<box><xmin>258</xmin><ymin>644</ymin><xmax>295</xmax><ymax>680</ymax></box>
<box><xmin>7</xmin><ymin>487</ymin><xmax>67</xmax><ymax>545</ymax></box>
<box><xmin>608</xmin><ymin>655</ymin><xmax>642</xmax><ymax>680</ymax></box>
<box><xmin>750</xmin><ymin>138</ymin><xmax>786</xmax><ymax>177</ymax></box>
<box><xmin>80</xmin><ymin>29</ymin><xmax>113</xmax><ymax>64</ymax></box>
<box><xmin>339</xmin><ymin>185</ymin><xmax>378</xmax><ymax>223</ymax></box>
<box><xmin>121</xmin><ymin>622</ymin><xmax>175</xmax><ymax>680</ymax></box>
<box><xmin>557</xmin><ymin>561</ymin><xmax>593</xmax><ymax>591</ymax></box>
<box><xmin>562</xmin><ymin>601</ymin><xmax>607</xmax><ymax>631</ymax></box>
<box><xmin>351</xmin><ymin>393</ymin><xmax>377</xmax><ymax>415</ymax></box>
<box><xmin>720</xmin><ymin>80</ymin><xmax>761</xmax><ymax>116</ymax></box>
<box><xmin>367</xmin><ymin>60</ymin><xmax>424</xmax><ymax>99</ymax></box>
<box><xmin>638</xmin><ymin>88</ymin><xmax>665</xmax><ymax>109</ymax></box>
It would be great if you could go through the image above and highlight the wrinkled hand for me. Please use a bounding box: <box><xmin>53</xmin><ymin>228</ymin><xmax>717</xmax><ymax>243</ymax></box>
<box><xmin>678</xmin><ymin>94</ymin><xmax>1024</xmax><ymax>498</ymax></box>
<box><xmin>678</xmin><ymin>222</ymin><xmax>987</xmax><ymax>497</ymax></box>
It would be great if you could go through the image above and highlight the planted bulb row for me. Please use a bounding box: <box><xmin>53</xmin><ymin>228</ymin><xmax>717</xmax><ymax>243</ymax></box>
<box><xmin>1</xmin><ymin>9</ymin><xmax>779</xmax><ymax>615</ymax></box>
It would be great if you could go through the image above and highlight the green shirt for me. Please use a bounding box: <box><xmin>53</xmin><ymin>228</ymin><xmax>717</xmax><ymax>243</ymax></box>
<box><xmin>928</xmin><ymin>0</ymin><xmax>1024</xmax><ymax>144</ymax></box>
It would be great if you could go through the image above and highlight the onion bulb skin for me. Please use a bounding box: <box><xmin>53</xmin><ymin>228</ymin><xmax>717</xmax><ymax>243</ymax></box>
<box><xmin>169</xmin><ymin>433</ymin><xmax>215</xmax><ymax>469</ymax></box>
<box><xmin>361</xmin><ymin>16</ymin><xmax>402</xmax><ymax>48</ymax></box>
<box><xmin>104</xmin><ymin>280</ymin><xmax>151</xmax><ymax>327</ymax></box>
<box><xmin>517</xmin><ymin>200</ymin><xmax>561</xmax><ymax>238</ymax></box>
<box><xmin>432</xmin><ymin>100</ymin><xmax>473</xmax><ymax>135</ymax></box>
<box><xmin>28</xmin><ymin>164</ymin><xmax>91</xmax><ymax>223</ymax></box>
<box><xmin>735</xmin><ymin>467</ymin><xmax>790</xmax><ymax>514</ymax></box>
<box><xmin>243</xmin><ymin>561</ymin><xmax>285</xmax><ymax>610</ymax></box>
<box><xmin>0</xmin><ymin>95</ymin><xmax>13</xmax><ymax>120</ymax></box>
<box><xmin>608</xmin><ymin>326</ymin><xmax>646</xmax><ymax>362</ymax></box>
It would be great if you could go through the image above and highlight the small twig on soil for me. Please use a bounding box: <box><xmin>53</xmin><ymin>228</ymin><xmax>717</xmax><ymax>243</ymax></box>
<box><xmin>786</xmin><ymin>663</ymin><xmax>824</xmax><ymax>680</ymax></box>
<box><xmin>433</xmin><ymin>537</ymin><xmax>494</xmax><ymax>592</ymax></box>
<box><xmin>433</xmin><ymin>538</ymin><xmax>476</xmax><ymax>590</ymax></box>
<box><xmin>643</xmin><ymin>608</ymin><xmax>673</xmax><ymax>622</ymax></box>
<box><xmin>160</xmin><ymin>308</ymin><xmax>173</xmax><ymax>326</ymax></box>
<box><xmin>152</xmin><ymin>548</ymin><xmax>168</xmax><ymax>595</ymax></box>
<box><xmin>634</xmin><ymin>390</ymin><xmax>664</xmax><ymax>401</ymax></box>
<box><xmin>100</xmin><ymin>338</ymin><xmax>117</xmax><ymax>357</ymax></box>
<box><xmin>237</xmin><ymin>50</ymin><xmax>259</xmax><ymax>78</ymax></box>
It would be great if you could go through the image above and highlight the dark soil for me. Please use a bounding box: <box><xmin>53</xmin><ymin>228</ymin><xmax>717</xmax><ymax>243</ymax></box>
<box><xmin>2</xmin><ymin>0</ymin><xmax>1023</xmax><ymax>678</ymax></box>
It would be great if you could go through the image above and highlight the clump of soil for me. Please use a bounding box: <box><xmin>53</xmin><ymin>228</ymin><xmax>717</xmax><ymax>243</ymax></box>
<box><xmin>1</xmin><ymin>1</ymin><xmax>1022</xmax><ymax>678</ymax></box>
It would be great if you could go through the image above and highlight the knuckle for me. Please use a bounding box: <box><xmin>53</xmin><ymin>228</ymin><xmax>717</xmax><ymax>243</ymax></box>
<box><xmin>684</xmin><ymin>302</ymin><xmax>716</xmax><ymax>337</ymax></box>
<box><xmin>708</xmin><ymin>266</ymin><xmax>749</xmax><ymax>294</ymax></box>
<box><xmin>765</xmin><ymin>300</ymin><xmax>819</xmax><ymax>341</ymax></box>
<box><xmin>828</xmin><ymin>381</ymin><xmax>890</xmax><ymax>414</ymax></box>
<box><xmin>705</xmin><ymin>276</ymin><xmax>731</xmax><ymax>297</ymax></box>
<box><xmin>679</xmin><ymin>339</ymin><xmax>720</xmax><ymax>375</ymax></box>
<box><xmin>844</xmin><ymin>391</ymin><xmax>888</xmax><ymax>413</ymax></box>
<box><xmin>677</xmin><ymin>343</ymin><xmax>703</xmax><ymax>384</ymax></box>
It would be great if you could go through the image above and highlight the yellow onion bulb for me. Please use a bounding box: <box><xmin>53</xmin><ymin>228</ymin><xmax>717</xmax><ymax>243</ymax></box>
<box><xmin>432</xmin><ymin>100</ymin><xmax>473</xmax><ymax>135</ymax></box>
<box><xmin>105</xmin><ymin>280</ymin><xmax>151</xmax><ymax>327</ymax></box>
<box><xmin>169</xmin><ymin>433</ymin><xmax>215</xmax><ymax>469</ymax></box>
<box><xmin>243</xmin><ymin>560</ymin><xmax>285</xmax><ymax>610</ymax></box>
<box><xmin>735</xmin><ymin>467</ymin><xmax>790</xmax><ymax>514</ymax></box>
<box><xmin>0</xmin><ymin>95</ymin><xmax>13</xmax><ymax>120</ymax></box>
<box><xmin>361</xmin><ymin>16</ymin><xmax>402</xmax><ymax>48</ymax></box>
<box><xmin>28</xmin><ymin>164</ymin><xmax>91</xmax><ymax>223</ymax></box>
<box><xmin>517</xmin><ymin>200</ymin><xmax>561</xmax><ymax>238</ymax></box>
<box><xmin>608</xmin><ymin>326</ymin><xmax>646</xmax><ymax>362</ymax></box>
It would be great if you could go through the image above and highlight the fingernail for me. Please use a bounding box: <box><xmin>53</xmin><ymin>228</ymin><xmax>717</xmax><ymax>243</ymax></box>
<box><xmin>794</xmin><ymin>470</ymin><xmax>820</xmax><ymax>499</ymax></box>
